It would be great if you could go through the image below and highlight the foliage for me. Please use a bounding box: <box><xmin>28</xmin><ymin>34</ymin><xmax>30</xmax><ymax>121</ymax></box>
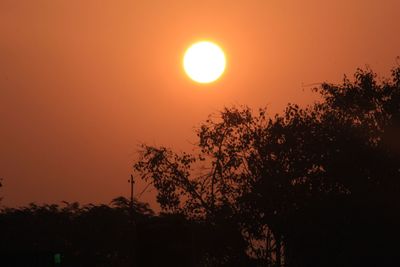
<box><xmin>134</xmin><ymin>65</ymin><xmax>400</xmax><ymax>266</ymax></box>
<box><xmin>2</xmin><ymin>65</ymin><xmax>400</xmax><ymax>266</ymax></box>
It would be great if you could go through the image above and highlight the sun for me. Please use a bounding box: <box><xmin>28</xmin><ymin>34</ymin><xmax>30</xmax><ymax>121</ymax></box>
<box><xmin>183</xmin><ymin>41</ymin><xmax>226</xmax><ymax>84</ymax></box>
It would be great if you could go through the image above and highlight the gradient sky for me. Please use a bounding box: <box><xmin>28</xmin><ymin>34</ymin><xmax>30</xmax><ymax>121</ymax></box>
<box><xmin>1</xmin><ymin>0</ymin><xmax>399</xmax><ymax>207</ymax></box>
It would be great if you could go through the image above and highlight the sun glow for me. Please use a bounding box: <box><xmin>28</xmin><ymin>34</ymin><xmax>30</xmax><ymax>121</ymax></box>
<box><xmin>183</xmin><ymin>41</ymin><xmax>226</xmax><ymax>84</ymax></box>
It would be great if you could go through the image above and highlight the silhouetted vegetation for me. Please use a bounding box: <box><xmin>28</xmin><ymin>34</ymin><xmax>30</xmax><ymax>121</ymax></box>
<box><xmin>135</xmin><ymin>66</ymin><xmax>400</xmax><ymax>266</ymax></box>
<box><xmin>0</xmin><ymin>198</ymin><xmax>200</xmax><ymax>266</ymax></box>
<box><xmin>1</xmin><ymin>66</ymin><xmax>400</xmax><ymax>266</ymax></box>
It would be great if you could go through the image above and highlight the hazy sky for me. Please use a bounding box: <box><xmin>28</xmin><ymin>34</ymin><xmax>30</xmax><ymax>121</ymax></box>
<box><xmin>1</xmin><ymin>0</ymin><xmax>399</xmax><ymax>207</ymax></box>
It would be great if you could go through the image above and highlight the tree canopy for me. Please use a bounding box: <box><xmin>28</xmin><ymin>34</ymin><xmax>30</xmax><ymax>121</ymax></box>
<box><xmin>134</xmin><ymin>66</ymin><xmax>400</xmax><ymax>266</ymax></box>
<box><xmin>2</xmin><ymin>66</ymin><xmax>399</xmax><ymax>266</ymax></box>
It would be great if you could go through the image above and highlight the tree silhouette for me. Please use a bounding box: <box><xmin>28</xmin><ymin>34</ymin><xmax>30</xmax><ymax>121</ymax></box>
<box><xmin>134</xmin><ymin>66</ymin><xmax>400</xmax><ymax>266</ymax></box>
<box><xmin>0</xmin><ymin>197</ymin><xmax>158</xmax><ymax>266</ymax></box>
<box><xmin>1</xmin><ymin>65</ymin><xmax>399</xmax><ymax>266</ymax></box>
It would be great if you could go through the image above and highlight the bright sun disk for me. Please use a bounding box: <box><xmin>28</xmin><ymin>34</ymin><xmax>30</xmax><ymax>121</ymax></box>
<box><xmin>183</xmin><ymin>41</ymin><xmax>226</xmax><ymax>84</ymax></box>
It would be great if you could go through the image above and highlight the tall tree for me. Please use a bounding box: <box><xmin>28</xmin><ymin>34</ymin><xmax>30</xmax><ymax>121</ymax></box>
<box><xmin>134</xmin><ymin>66</ymin><xmax>400</xmax><ymax>266</ymax></box>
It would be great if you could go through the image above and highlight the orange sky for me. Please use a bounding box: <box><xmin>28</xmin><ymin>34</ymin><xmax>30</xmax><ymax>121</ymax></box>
<box><xmin>1</xmin><ymin>0</ymin><xmax>399</xmax><ymax>207</ymax></box>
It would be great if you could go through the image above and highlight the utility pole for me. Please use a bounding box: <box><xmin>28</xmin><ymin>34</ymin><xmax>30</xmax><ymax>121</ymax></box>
<box><xmin>129</xmin><ymin>174</ymin><xmax>134</xmax><ymax>210</ymax></box>
<box><xmin>128</xmin><ymin>174</ymin><xmax>137</xmax><ymax>266</ymax></box>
